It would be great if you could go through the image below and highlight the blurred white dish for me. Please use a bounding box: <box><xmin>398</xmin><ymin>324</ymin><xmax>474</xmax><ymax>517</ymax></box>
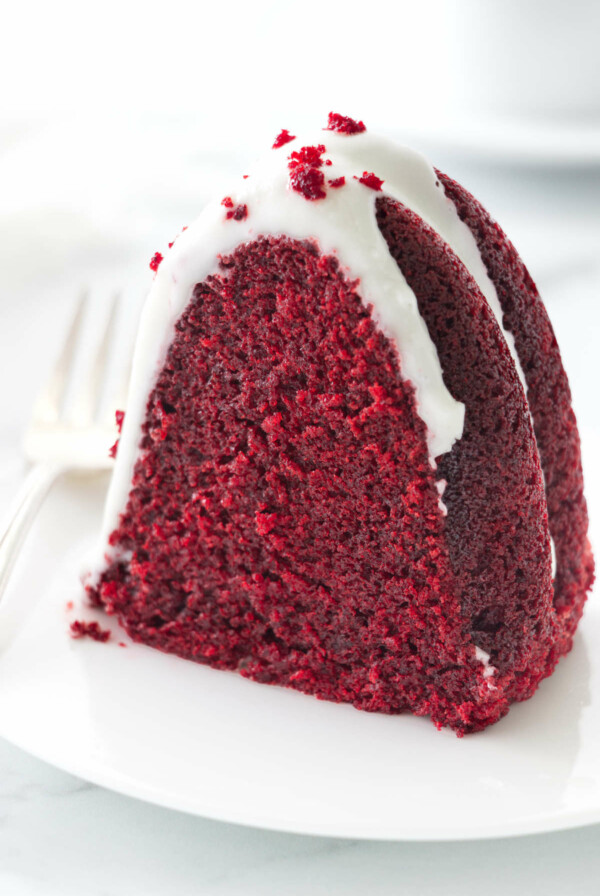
<box><xmin>0</xmin><ymin>469</ymin><xmax>597</xmax><ymax>841</ymax></box>
<box><xmin>396</xmin><ymin>115</ymin><xmax>600</xmax><ymax>167</ymax></box>
<box><xmin>443</xmin><ymin>0</ymin><xmax>600</xmax><ymax>125</ymax></box>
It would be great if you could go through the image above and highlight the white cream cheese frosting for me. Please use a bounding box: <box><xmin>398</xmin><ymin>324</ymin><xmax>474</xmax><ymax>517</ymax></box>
<box><xmin>474</xmin><ymin>645</ymin><xmax>498</xmax><ymax>684</ymax></box>
<box><xmin>97</xmin><ymin>123</ymin><xmax>527</xmax><ymax>559</ymax></box>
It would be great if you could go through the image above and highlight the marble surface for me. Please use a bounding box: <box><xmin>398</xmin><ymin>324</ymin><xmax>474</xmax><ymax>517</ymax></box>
<box><xmin>0</xmin><ymin>119</ymin><xmax>599</xmax><ymax>893</ymax></box>
<box><xmin>1</xmin><ymin>735</ymin><xmax>600</xmax><ymax>896</ymax></box>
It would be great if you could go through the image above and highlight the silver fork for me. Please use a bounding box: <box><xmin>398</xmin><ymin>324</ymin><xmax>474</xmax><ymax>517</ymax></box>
<box><xmin>0</xmin><ymin>292</ymin><xmax>131</xmax><ymax>602</ymax></box>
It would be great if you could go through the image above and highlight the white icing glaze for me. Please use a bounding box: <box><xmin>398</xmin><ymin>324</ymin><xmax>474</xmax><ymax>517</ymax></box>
<box><xmin>95</xmin><ymin>125</ymin><xmax>529</xmax><ymax>563</ymax></box>
<box><xmin>435</xmin><ymin>479</ymin><xmax>448</xmax><ymax>517</ymax></box>
<box><xmin>474</xmin><ymin>645</ymin><xmax>497</xmax><ymax>682</ymax></box>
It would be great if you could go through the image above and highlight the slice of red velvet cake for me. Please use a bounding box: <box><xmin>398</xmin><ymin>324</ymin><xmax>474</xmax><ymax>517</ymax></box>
<box><xmin>88</xmin><ymin>113</ymin><xmax>594</xmax><ymax>734</ymax></box>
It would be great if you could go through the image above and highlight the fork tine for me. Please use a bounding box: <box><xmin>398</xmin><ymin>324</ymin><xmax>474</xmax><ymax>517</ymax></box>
<box><xmin>32</xmin><ymin>292</ymin><xmax>88</xmax><ymax>425</ymax></box>
<box><xmin>91</xmin><ymin>292</ymin><xmax>121</xmax><ymax>424</ymax></box>
<box><xmin>69</xmin><ymin>292</ymin><xmax>120</xmax><ymax>427</ymax></box>
<box><xmin>100</xmin><ymin>289</ymin><xmax>145</xmax><ymax>425</ymax></box>
<box><xmin>111</xmin><ymin>347</ymin><xmax>133</xmax><ymax>419</ymax></box>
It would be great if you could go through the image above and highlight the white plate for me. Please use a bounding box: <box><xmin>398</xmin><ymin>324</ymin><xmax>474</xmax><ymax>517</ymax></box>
<box><xmin>0</xmin><ymin>467</ymin><xmax>598</xmax><ymax>842</ymax></box>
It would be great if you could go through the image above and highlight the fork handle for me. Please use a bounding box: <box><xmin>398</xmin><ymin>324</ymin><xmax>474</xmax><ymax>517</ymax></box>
<box><xmin>0</xmin><ymin>461</ymin><xmax>65</xmax><ymax>603</ymax></box>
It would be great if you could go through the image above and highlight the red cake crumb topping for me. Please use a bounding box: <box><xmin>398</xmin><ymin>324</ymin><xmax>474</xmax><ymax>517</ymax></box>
<box><xmin>355</xmin><ymin>171</ymin><xmax>384</xmax><ymax>191</ymax></box>
<box><xmin>272</xmin><ymin>128</ymin><xmax>296</xmax><ymax>149</ymax></box>
<box><xmin>289</xmin><ymin>144</ymin><xmax>326</xmax><ymax>167</ymax></box>
<box><xmin>289</xmin><ymin>166</ymin><xmax>326</xmax><ymax>201</ymax></box>
<box><xmin>221</xmin><ymin>196</ymin><xmax>234</xmax><ymax>208</ymax></box>
<box><xmin>325</xmin><ymin>112</ymin><xmax>366</xmax><ymax>135</ymax></box>
<box><xmin>226</xmin><ymin>204</ymin><xmax>248</xmax><ymax>221</ymax></box>
<box><xmin>70</xmin><ymin>620</ymin><xmax>111</xmax><ymax>642</ymax></box>
<box><xmin>325</xmin><ymin>159</ymin><xmax>332</xmax><ymax>166</ymax></box>
<box><xmin>288</xmin><ymin>144</ymin><xmax>327</xmax><ymax>200</ymax></box>
<box><xmin>66</xmin><ymin>601</ymin><xmax>74</xmax><ymax>611</ymax></box>
<box><xmin>109</xmin><ymin>410</ymin><xmax>125</xmax><ymax>459</ymax></box>
<box><xmin>149</xmin><ymin>251</ymin><xmax>163</xmax><ymax>272</ymax></box>
<box><xmin>328</xmin><ymin>176</ymin><xmax>345</xmax><ymax>188</ymax></box>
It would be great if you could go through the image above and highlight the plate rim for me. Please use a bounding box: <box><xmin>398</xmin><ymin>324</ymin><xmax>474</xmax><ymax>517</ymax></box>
<box><xmin>2</xmin><ymin>721</ymin><xmax>600</xmax><ymax>842</ymax></box>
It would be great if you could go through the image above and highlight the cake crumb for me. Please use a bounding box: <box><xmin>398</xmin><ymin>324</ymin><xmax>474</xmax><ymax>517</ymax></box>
<box><xmin>288</xmin><ymin>144</ymin><xmax>327</xmax><ymax>201</ymax></box>
<box><xmin>226</xmin><ymin>204</ymin><xmax>248</xmax><ymax>221</ymax></box>
<box><xmin>70</xmin><ymin>620</ymin><xmax>111</xmax><ymax>643</ymax></box>
<box><xmin>149</xmin><ymin>251</ymin><xmax>163</xmax><ymax>272</ymax></box>
<box><xmin>289</xmin><ymin>145</ymin><xmax>326</xmax><ymax>167</ymax></box>
<box><xmin>325</xmin><ymin>112</ymin><xmax>366</xmax><ymax>135</ymax></box>
<box><xmin>272</xmin><ymin>128</ymin><xmax>296</xmax><ymax>149</ymax></box>
<box><xmin>109</xmin><ymin>410</ymin><xmax>125</xmax><ymax>459</ymax></box>
<box><xmin>355</xmin><ymin>171</ymin><xmax>384</xmax><ymax>191</ymax></box>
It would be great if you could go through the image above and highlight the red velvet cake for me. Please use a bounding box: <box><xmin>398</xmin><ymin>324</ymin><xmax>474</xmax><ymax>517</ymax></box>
<box><xmin>88</xmin><ymin>113</ymin><xmax>593</xmax><ymax>734</ymax></box>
